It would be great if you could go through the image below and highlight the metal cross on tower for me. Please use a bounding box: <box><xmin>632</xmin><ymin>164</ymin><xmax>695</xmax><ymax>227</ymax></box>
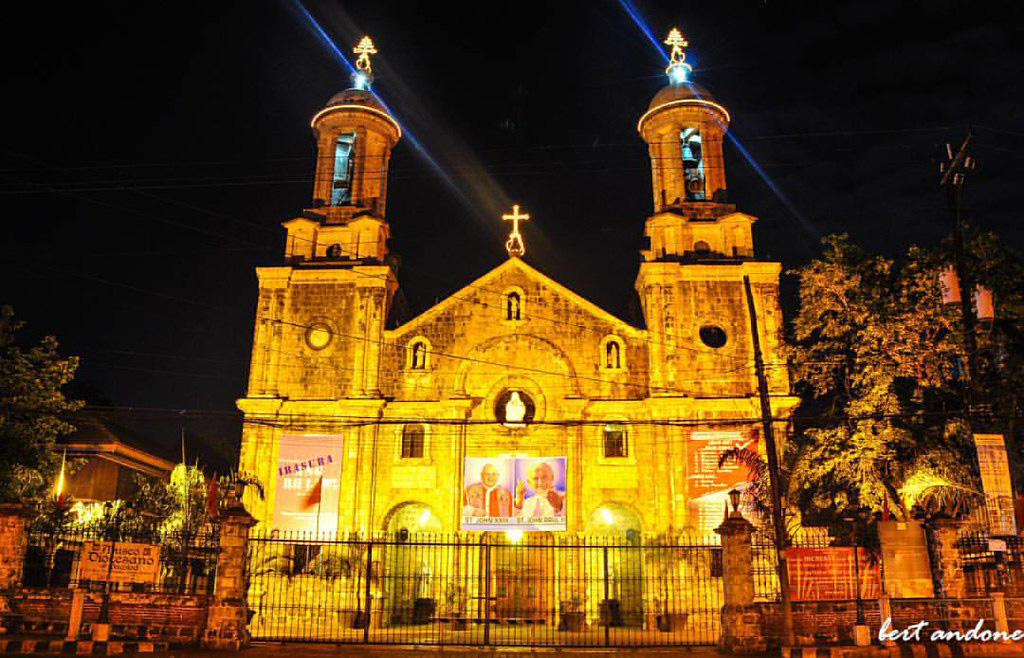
<box><xmin>351</xmin><ymin>36</ymin><xmax>377</xmax><ymax>89</ymax></box>
<box><xmin>664</xmin><ymin>27</ymin><xmax>692</xmax><ymax>82</ymax></box>
<box><xmin>502</xmin><ymin>204</ymin><xmax>530</xmax><ymax>258</ymax></box>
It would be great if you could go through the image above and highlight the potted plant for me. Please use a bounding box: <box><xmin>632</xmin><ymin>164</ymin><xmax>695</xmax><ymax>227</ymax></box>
<box><xmin>558</xmin><ymin>593</ymin><xmax>586</xmax><ymax>631</ymax></box>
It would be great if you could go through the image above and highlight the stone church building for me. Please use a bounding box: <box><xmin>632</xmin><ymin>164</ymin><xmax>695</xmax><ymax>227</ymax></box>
<box><xmin>237</xmin><ymin>35</ymin><xmax>798</xmax><ymax>541</ymax></box>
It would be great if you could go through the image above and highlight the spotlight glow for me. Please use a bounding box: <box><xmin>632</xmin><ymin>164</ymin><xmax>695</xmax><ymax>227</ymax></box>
<box><xmin>418</xmin><ymin>509</ymin><xmax>431</xmax><ymax>526</ymax></box>
<box><xmin>289</xmin><ymin>0</ymin><xmax>484</xmax><ymax>220</ymax></box>
<box><xmin>614</xmin><ymin>1</ymin><xmax>819</xmax><ymax>243</ymax></box>
<box><xmin>505</xmin><ymin>529</ymin><xmax>524</xmax><ymax>543</ymax></box>
<box><xmin>600</xmin><ymin>508</ymin><xmax>614</xmax><ymax>524</ymax></box>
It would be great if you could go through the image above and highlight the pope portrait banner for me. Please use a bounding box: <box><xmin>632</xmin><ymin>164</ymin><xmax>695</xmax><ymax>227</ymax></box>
<box><xmin>462</xmin><ymin>456</ymin><xmax>567</xmax><ymax>531</ymax></box>
<box><xmin>273</xmin><ymin>434</ymin><xmax>343</xmax><ymax>534</ymax></box>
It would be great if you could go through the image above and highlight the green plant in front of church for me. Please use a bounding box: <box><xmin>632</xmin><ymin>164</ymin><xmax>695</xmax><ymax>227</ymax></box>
<box><xmin>0</xmin><ymin>306</ymin><xmax>82</xmax><ymax>505</ymax></box>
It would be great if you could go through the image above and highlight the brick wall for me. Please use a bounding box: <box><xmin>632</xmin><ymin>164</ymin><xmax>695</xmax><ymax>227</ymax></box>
<box><xmin>759</xmin><ymin>600</ymin><xmax>882</xmax><ymax>647</ymax></box>
<box><xmin>890</xmin><ymin>598</ymin><xmax>994</xmax><ymax>634</ymax></box>
<box><xmin>7</xmin><ymin>588</ymin><xmax>209</xmax><ymax>642</ymax></box>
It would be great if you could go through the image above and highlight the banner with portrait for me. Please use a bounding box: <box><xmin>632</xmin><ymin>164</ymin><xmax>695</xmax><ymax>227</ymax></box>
<box><xmin>273</xmin><ymin>434</ymin><xmax>343</xmax><ymax>534</ymax></box>
<box><xmin>461</xmin><ymin>456</ymin><xmax>567</xmax><ymax>531</ymax></box>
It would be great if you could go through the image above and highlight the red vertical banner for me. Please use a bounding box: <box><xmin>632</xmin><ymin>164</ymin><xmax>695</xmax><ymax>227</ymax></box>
<box><xmin>685</xmin><ymin>429</ymin><xmax>759</xmax><ymax>534</ymax></box>
<box><xmin>787</xmin><ymin>547</ymin><xmax>881</xmax><ymax>601</ymax></box>
<box><xmin>273</xmin><ymin>434</ymin><xmax>343</xmax><ymax>534</ymax></box>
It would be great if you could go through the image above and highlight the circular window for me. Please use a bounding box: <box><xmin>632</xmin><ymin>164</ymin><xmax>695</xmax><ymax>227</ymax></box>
<box><xmin>305</xmin><ymin>324</ymin><xmax>333</xmax><ymax>350</ymax></box>
<box><xmin>699</xmin><ymin>324</ymin><xmax>728</xmax><ymax>349</ymax></box>
<box><xmin>494</xmin><ymin>390</ymin><xmax>536</xmax><ymax>428</ymax></box>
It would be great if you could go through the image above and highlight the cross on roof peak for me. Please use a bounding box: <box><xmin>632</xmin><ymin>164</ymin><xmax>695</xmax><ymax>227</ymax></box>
<box><xmin>502</xmin><ymin>204</ymin><xmax>530</xmax><ymax>258</ymax></box>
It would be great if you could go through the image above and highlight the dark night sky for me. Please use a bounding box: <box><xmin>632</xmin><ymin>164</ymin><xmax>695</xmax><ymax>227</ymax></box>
<box><xmin>1</xmin><ymin>1</ymin><xmax>1022</xmax><ymax>466</ymax></box>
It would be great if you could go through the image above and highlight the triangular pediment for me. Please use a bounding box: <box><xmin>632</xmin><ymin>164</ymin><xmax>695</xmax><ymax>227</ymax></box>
<box><xmin>389</xmin><ymin>258</ymin><xmax>643</xmax><ymax>338</ymax></box>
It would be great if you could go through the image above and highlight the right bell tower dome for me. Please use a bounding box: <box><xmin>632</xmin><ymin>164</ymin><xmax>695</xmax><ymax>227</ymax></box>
<box><xmin>637</xmin><ymin>28</ymin><xmax>755</xmax><ymax>262</ymax></box>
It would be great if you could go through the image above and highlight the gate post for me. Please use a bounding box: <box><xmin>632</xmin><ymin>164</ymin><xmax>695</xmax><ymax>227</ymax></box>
<box><xmin>203</xmin><ymin>495</ymin><xmax>256</xmax><ymax>650</ymax></box>
<box><xmin>0</xmin><ymin>504</ymin><xmax>30</xmax><ymax>623</ymax></box>
<box><xmin>924</xmin><ymin>518</ymin><xmax>966</xmax><ymax>599</ymax></box>
<box><xmin>715</xmin><ymin>511</ymin><xmax>765</xmax><ymax>654</ymax></box>
<box><xmin>0</xmin><ymin>504</ymin><xmax>30</xmax><ymax>592</ymax></box>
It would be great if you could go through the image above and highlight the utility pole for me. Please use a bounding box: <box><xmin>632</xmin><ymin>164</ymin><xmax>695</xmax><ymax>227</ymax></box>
<box><xmin>941</xmin><ymin>132</ymin><xmax>1018</xmax><ymax>534</ymax></box>
<box><xmin>940</xmin><ymin>132</ymin><xmax>983</xmax><ymax>414</ymax></box>
<box><xmin>743</xmin><ymin>275</ymin><xmax>795</xmax><ymax>647</ymax></box>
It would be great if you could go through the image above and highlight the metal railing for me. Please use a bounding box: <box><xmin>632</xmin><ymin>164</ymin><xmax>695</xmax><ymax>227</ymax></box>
<box><xmin>958</xmin><ymin>533</ymin><xmax>1024</xmax><ymax>597</ymax></box>
<box><xmin>22</xmin><ymin>523</ymin><xmax>219</xmax><ymax>596</ymax></box>
<box><xmin>246</xmin><ymin>530</ymin><xmax>722</xmax><ymax>646</ymax></box>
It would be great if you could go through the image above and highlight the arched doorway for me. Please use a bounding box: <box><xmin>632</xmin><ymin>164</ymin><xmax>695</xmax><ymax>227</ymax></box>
<box><xmin>588</xmin><ymin>504</ymin><xmax>645</xmax><ymax>627</ymax></box>
<box><xmin>382</xmin><ymin>502</ymin><xmax>442</xmax><ymax>625</ymax></box>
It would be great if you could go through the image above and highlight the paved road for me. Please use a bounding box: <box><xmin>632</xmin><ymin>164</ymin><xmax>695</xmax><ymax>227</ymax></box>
<box><xmin>167</xmin><ymin>644</ymin><xmax>773</xmax><ymax>658</ymax></box>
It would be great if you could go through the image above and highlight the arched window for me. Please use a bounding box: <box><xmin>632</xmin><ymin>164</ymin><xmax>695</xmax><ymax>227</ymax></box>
<box><xmin>411</xmin><ymin>342</ymin><xmax>426</xmax><ymax>369</ymax></box>
<box><xmin>331</xmin><ymin>132</ymin><xmax>357</xmax><ymax>205</ymax></box>
<box><xmin>600</xmin><ymin>335</ymin><xmax>626</xmax><ymax>371</ymax></box>
<box><xmin>680</xmin><ymin>127</ymin><xmax>705</xmax><ymax>201</ymax></box>
<box><xmin>605</xmin><ymin>341</ymin><xmax>621</xmax><ymax>369</ymax></box>
<box><xmin>506</xmin><ymin>292</ymin><xmax>521</xmax><ymax>321</ymax></box>
<box><xmin>693</xmin><ymin>240</ymin><xmax>711</xmax><ymax>254</ymax></box>
<box><xmin>325</xmin><ymin>243</ymin><xmax>343</xmax><ymax>259</ymax></box>
<box><xmin>603</xmin><ymin>424</ymin><xmax>627</xmax><ymax>458</ymax></box>
<box><xmin>401</xmin><ymin>424</ymin><xmax>425</xmax><ymax>459</ymax></box>
<box><xmin>407</xmin><ymin>337</ymin><xmax>431</xmax><ymax>370</ymax></box>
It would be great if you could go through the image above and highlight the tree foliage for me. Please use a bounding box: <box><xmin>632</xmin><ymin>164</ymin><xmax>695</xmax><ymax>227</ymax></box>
<box><xmin>784</xmin><ymin>234</ymin><xmax>1015</xmax><ymax>522</ymax></box>
<box><xmin>0</xmin><ymin>306</ymin><xmax>82</xmax><ymax>503</ymax></box>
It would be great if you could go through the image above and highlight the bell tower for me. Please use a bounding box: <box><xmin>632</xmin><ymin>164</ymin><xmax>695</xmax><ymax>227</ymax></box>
<box><xmin>282</xmin><ymin>36</ymin><xmax>402</xmax><ymax>265</ymax></box>
<box><xmin>636</xmin><ymin>28</ymin><xmax>754</xmax><ymax>262</ymax></box>
<box><xmin>634</xmin><ymin>28</ymin><xmax>787</xmax><ymax>398</ymax></box>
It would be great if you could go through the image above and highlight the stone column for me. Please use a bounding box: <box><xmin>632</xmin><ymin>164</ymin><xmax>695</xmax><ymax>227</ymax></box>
<box><xmin>924</xmin><ymin>518</ymin><xmax>966</xmax><ymax>600</ymax></box>
<box><xmin>716</xmin><ymin>513</ymin><xmax>766</xmax><ymax>653</ymax></box>
<box><xmin>203</xmin><ymin>497</ymin><xmax>256</xmax><ymax>650</ymax></box>
<box><xmin>0</xmin><ymin>504</ymin><xmax>31</xmax><ymax>591</ymax></box>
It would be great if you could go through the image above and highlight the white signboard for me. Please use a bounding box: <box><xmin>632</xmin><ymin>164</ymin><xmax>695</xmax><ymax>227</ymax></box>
<box><xmin>975</xmin><ymin>433</ymin><xmax>1017</xmax><ymax>536</ymax></box>
<box><xmin>78</xmin><ymin>541</ymin><xmax>160</xmax><ymax>584</ymax></box>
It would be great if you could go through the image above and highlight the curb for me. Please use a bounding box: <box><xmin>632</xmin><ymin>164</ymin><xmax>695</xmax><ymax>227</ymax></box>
<box><xmin>0</xmin><ymin>639</ymin><xmax>174</xmax><ymax>655</ymax></box>
<box><xmin>782</xmin><ymin>644</ymin><xmax>1024</xmax><ymax>658</ymax></box>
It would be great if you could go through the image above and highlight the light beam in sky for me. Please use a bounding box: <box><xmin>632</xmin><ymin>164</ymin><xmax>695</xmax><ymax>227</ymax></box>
<box><xmin>287</xmin><ymin>0</ymin><xmax>493</xmax><ymax>224</ymax></box>
<box><xmin>615</xmin><ymin>0</ymin><xmax>820</xmax><ymax>243</ymax></box>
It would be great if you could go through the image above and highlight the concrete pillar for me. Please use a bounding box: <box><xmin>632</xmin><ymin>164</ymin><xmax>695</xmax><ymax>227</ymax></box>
<box><xmin>716</xmin><ymin>512</ymin><xmax>766</xmax><ymax>653</ymax></box>
<box><xmin>203</xmin><ymin>494</ymin><xmax>256</xmax><ymax>650</ymax></box>
<box><xmin>0</xmin><ymin>504</ymin><xmax>31</xmax><ymax>591</ymax></box>
<box><xmin>992</xmin><ymin>592</ymin><xmax>1009</xmax><ymax>640</ymax></box>
<box><xmin>924</xmin><ymin>518</ymin><xmax>967</xmax><ymax>600</ymax></box>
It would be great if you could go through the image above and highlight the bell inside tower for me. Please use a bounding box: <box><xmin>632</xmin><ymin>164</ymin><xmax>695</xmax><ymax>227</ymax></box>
<box><xmin>331</xmin><ymin>132</ymin><xmax>357</xmax><ymax>205</ymax></box>
<box><xmin>680</xmin><ymin>127</ymin><xmax>705</xmax><ymax>201</ymax></box>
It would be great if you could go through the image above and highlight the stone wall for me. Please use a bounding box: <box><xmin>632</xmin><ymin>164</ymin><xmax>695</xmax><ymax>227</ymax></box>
<box><xmin>7</xmin><ymin>589</ymin><xmax>208</xmax><ymax>642</ymax></box>
<box><xmin>759</xmin><ymin>600</ymin><xmax>882</xmax><ymax>647</ymax></box>
<box><xmin>890</xmin><ymin>598</ymin><xmax>995</xmax><ymax>634</ymax></box>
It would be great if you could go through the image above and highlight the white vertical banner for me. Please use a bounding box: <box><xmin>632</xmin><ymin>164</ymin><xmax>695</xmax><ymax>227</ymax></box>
<box><xmin>273</xmin><ymin>434</ymin><xmax>344</xmax><ymax>534</ymax></box>
<box><xmin>974</xmin><ymin>433</ymin><xmax>1017</xmax><ymax>536</ymax></box>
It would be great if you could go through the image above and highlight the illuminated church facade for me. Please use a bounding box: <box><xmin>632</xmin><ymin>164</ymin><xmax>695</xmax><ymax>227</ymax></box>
<box><xmin>237</xmin><ymin>33</ymin><xmax>798</xmax><ymax>540</ymax></box>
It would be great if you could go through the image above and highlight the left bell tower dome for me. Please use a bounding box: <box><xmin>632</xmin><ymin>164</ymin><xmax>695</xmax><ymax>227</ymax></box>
<box><xmin>309</xmin><ymin>83</ymin><xmax>401</xmax><ymax>220</ymax></box>
<box><xmin>284</xmin><ymin>36</ymin><xmax>402</xmax><ymax>264</ymax></box>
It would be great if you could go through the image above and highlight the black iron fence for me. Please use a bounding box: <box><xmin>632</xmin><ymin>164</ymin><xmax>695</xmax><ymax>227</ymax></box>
<box><xmin>246</xmin><ymin>530</ymin><xmax>722</xmax><ymax>646</ymax></box>
<box><xmin>958</xmin><ymin>532</ymin><xmax>1024</xmax><ymax>597</ymax></box>
<box><xmin>22</xmin><ymin>523</ymin><xmax>220</xmax><ymax>595</ymax></box>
